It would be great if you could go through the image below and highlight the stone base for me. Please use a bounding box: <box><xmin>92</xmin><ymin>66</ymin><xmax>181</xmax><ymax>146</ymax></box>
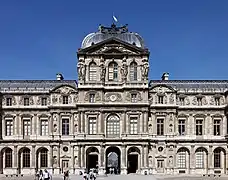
<box><xmin>121</xmin><ymin>167</ymin><xmax>127</xmax><ymax>174</ymax></box>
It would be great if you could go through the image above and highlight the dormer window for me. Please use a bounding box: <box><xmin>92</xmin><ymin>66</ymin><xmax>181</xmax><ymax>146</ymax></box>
<box><xmin>130</xmin><ymin>62</ymin><xmax>137</xmax><ymax>81</ymax></box>
<box><xmin>179</xmin><ymin>97</ymin><xmax>185</xmax><ymax>106</ymax></box>
<box><xmin>63</xmin><ymin>96</ymin><xmax>69</xmax><ymax>104</ymax></box>
<box><xmin>215</xmin><ymin>97</ymin><xmax>220</xmax><ymax>106</ymax></box>
<box><xmin>6</xmin><ymin>97</ymin><xmax>12</xmax><ymax>106</ymax></box>
<box><xmin>41</xmin><ymin>97</ymin><xmax>47</xmax><ymax>106</ymax></box>
<box><xmin>131</xmin><ymin>93</ymin><xmax>137</xmax><ymax>103</ymax></box>
<box><xmin>24</xmin><ymin>98</ymin><xmax>29</xmax><ymax>106</ymax></box>
<box><xmin>89</xmin><ymin>94</ymin><xmax>95</xmax><ymax>103</ymax></box>
<box><xmin>158</xmin><ymin>96</ymin><xmax>164</xmax><ymax>104</ymax></box>
<box><xmin>197</xmin><ymin>97</ymin><xmax>202</xmax><ymax>106</ymax></box>
<box><xmin>108</xmin><ymin>62</ymin><xmax>118</xmax><ymax>81</ymax></box>
<box><xmin>89</xmin><ymin>62</ymin><xmax>97</xmax><ymax>81</ymax></box>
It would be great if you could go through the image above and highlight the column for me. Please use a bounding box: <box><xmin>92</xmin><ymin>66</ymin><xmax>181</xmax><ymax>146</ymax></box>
<box><xmin>32</xmin><ymin>145</ymin><xmax>36</xmax><ymax>170</ymax></box>
<box><xmin>152</xmin><ymin>113</ymin><xmax>156</xmax><ymax>135</ymax></box>
<box><xmin>48</xmin><ymin>145</ymin><xmax>53</xmax><ymax>168</ymax></box>
<box><xmin>141</xmin><ymin>146</ymin><xmax>144</xmax><ymax>168</ymax></box>
<box><xmin>97</xmin><ymin>113</ymin><xmax>100</xmax><ymax>134</ymax></box>
<box><xmin>126</xmin><ymin>113</ymin><xmax>129</xmax><ymax>134</ymax></box>
<box><xmin>223</xmin><ymin>116</ymin><xmax>227</xmax><ymax>136</ymax></box>
<box><xmin>100</xmin><ymin>145</ymin><xmax>105</xmax><ymax>167</ymax></box>
<box><xmin>32</xmin><ymin>115</ymin><xmax>36</xmax><ymax>136</ymax></box>
<box><xmin>78</xmin><ymin>145</ymin><xmax>81</xmax><ymax>168</ymax></box>
<box><xmin>71</xmin><ymin>145</ymin><xmax>74</xmax><ymax>173</ymax></box>
<box><xmin>81</xmin><ymin>112</ymin><xmax>85</xmax><ymax>133</ymax></box>
<box><xmin>81</xmin><ymin>146</ymin><xmax>85</xmax><ymax>168</ymax></box>
<box><xmin>226</xmin><ymin>150</ymin><xmax>228</xmax><ymax>174</ymax></box>
<box><xmin>144</xmin><ymin>145</ymin><xmax>148</xmax><ymax>168</ymax></box>
<box><xmin>15</xmin><ymin>114</ymin><xmax>19</xmax><ymax>136</ymax></box>
<box><xmin>140</xmin><ymin>113</ymin><xmax>143</xmax><ymax>133</ymax></box>
<box><xmin>122</xmin><ymin>112</ymin><xmax>126</xmax><ymax>134</ymax></box>
<box><xmin>57</xmin><ymin>145</ymin><xmax>60</xmax><ymax>168</ymax></box>
<box><xmin>208</xmin><ymin>145</ymin><xmax>213</xmax><ymax>174</ymax></box>
<box><xmin>144</xmin><ymin>112</ymin><xmax>148</xmax><ymax>133</ymax></box>
<box><xmin>70</xmin><ymin>115</ymin><xmax>74</xmax><ymax>135</ymax></box>
<box><xmin>13</xmin><ymin>146</ymin><xmax>18</xmax><ymax>170</ymax></box>
<box><xmin>78</xmin><ymin>112</ymin><xmax>81</xmax><ymax>133</ymax></box>
<box><xmin>121</xmin><ymin>146</ymin><xmax>127</xmax><ymax>174</ymax></box>
<box><xmin>100</xmin><ymin>112</ymin><xmax>104</xmax><ymax>134</ymax></box>
<box><xmin>49</xmin><ymin>115</ymin><xmax>53</xmax><ymax>136</ymax></box>
<box><xmin>190</xmin><ymin>145</ymin><xmax>195</xmax><ymax>173</ymax></box>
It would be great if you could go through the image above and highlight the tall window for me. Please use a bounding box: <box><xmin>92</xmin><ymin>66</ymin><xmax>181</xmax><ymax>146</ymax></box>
<box><xmin>157</xmin><ymin>119</ymin><xmax>164</xmax><ymax>135</ymax></box>
<box><xmin>89</xmin><ymin>94</ymin><xmax>95</xmax><ymax>103</ymax></box>
<box><xmin>215</xmin><ymin>97</ymin><xmax>220</xmax><ymax>106</ymax></box>
<box><xmin>40</xmin><ymin>148</ymin><xmax>48</xmax><ymax>168</ymax></box>
<box><xmin>23</xmin><ymin>119</ymin><xmax>31</xmax><ymax>136</ymax></box>
<box><xmin>22</xmin><ymin>148</ymin><xmax>30</xmax><ymax>167</ymax></box>
<box><xmin>108</xmin><ymin>62</ymin><xmax>118</xmax><ymax>81</ymax></box>
<box><xmin>41</xmin><ymin>97</ymin><xmax>47</xmax><ymax>106</ymax></box>
<box><xmin>178</xmin><ymin>119</ymin><xmax>185</xmax><ymax>136</ymax></box>
<box><xmin>214</xmin><ymin>149</ymin><xmax>221</xmax><ymax>168</ymax></box>
<box><xmin>24</xmin><ymin>97</ymin><xmax>29</xmax><ymax>106</ymax></box>
<box><xmin>40</xmin><ymin>120</ymin><xmax>48</xmax><ymax>136</ymax></box>
<box><xmin>88</xmin><ymin>117</ymin><xmax>97</xmax><ymax>134</ymax></box>
<box><xmin>178</xmin><ymin>148</ymin><xmax>187</xmax><ymax>168</ymax></box>
<box><xmin>197</xmin><ymin>97</ymin><xmax>202</xmax><ymax>106</ymax></box>
<box><xmin>214</xmin><ymin>119</ymin><xmax>221</xmax><ymax>136</ymax></box>
<box><xmin>158</xmin><ymin>96</ymin><xmax>164</xmax><ymax>104</ymax></box>
<box><xmin>5</xmin><ymin>148</ymin><xmax>12</xmax><ymax>168</ymax></box>
<box><xmin>107</xmin><ymin>115</ymin><xmax>120</xmax><ymax>137</ymax></box>
<box><xmin>6</xmin><ymin>97</ymin><xmax>12</xmax><ymax>106</ymax></box>
<box><xmin>130</xmin><ymin>62</ymin><xmax>137</xmax><ymax>81</ymax></box>
<box><xmin>131</xmin><ymin>93</ymin><xmax>137</xmax><ymax>103</ymax></box>
<box><xmin>5</xmin><ymin>119</ymin><xmax>13</xmax><ymax>136</ymax></box>
<box><xmin>196</xmin><ymin>119</ymin><xmax>203</xmax><ymax>135</ymax></box>
<box><xmin>62</xmin><ymin>119</ymin><xmax>69</xmax><ymax>135</ymax></box>
<box><xmin>130</xmin><ymin>116</ymin><xmax>138</xmax><ymax>134</ymax></box>
<box><xmin>195</xmin><ymin>148</ymin><xmax>204</xmax><ymax>168</ymax></box>
<box><xmin>89</xmin><ymin>62</ymin><xmax>97</xmax><ymax>81</ymax></box>
<box><xmin>63</xmin><ymin>96</ymin><xmax>69</xmax><ymax>104</ymax></box>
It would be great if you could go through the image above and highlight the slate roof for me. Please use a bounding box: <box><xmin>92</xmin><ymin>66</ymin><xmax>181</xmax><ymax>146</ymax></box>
<box><xmin>150</xmin><ymin>80</ymin><xmax>228</xmax><ymax>90</ymax></box>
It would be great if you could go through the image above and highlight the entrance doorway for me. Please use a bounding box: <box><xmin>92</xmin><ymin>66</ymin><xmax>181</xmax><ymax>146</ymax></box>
<box><xmin>106</xmin><ymin>147</ymin><xmax>121</xmax><ymax>174</ymax></box>
<box><xmin>157</xmin><ymin>159</ymin><xmax>164</xmax><ymax>173</ymax></box>
<box><xmin>127</xmin><ymin>147</ymin><xmax>140</xmax><ymax>174</ymax></box>
<box><xmin>86</xmin><ymin>147</ymin><xmax>99</xmax><ymax>171</ymax></box>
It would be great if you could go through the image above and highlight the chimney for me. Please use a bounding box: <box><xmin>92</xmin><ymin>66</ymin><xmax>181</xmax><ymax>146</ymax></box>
<box><xmin>56</xmin><ymin>73</ymin><xmax>64</xmax><ymax>80</ymax></box>
<box><xmin>162</xmin><ymin>72</ymin><xmax>169</xmax><ymax>81</ymax></box>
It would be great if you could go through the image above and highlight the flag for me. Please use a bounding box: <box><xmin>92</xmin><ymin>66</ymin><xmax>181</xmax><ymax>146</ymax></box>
<box><xmin>113</xmin><ymin>15</ymin><xmax>118</xmax><ymax>22</ymax></box>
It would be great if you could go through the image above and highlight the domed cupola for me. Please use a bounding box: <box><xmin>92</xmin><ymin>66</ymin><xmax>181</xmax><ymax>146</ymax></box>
<box><xmin>81</xmin><ymin>24</ymin><xmax>145</xmax><ymax>49</ymax></box>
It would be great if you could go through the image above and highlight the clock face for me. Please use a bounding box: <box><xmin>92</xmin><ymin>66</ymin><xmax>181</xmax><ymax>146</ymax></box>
<box><xmin>110</xmin><ymin>94</ymin><xmax>117</xmax><ymax>102</ymax></box>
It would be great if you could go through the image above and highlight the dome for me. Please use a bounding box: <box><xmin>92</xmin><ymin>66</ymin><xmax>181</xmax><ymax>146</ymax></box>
<box><xmin>81</xmin><ymin>24</ymin><xmax>145</xmax><ymax>49</ymax></box>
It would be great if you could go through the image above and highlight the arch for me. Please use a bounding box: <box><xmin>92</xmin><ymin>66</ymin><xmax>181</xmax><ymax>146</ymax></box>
<box><xmin>0</xmin><ymin>147</ymin><xmax>13</xmax><ymax>173</ymax></box>
<box><xmin>105</xmin><ymin>146</ymin><xmax>121</xmax><ymax>174</ymax></box>
<box><xmin>50</xmin><ymin>84</ymin><xmax>77</xmax><ymax>93</ymax></box>
<box><xmin>108</xmin><ymin>62</ymin><xmax>118</xmax><ymax>81</ymax></box>
<box><xmin>195</xmin><ymin>147</ymin><xmax>208</xmax><ymax>169</ymax></box>
<box><xmin>177</xmin><ymin>147</ymin><xmax>190</xmax><ymax>169</ymax></box>
<box><xmin>127</xmin><ymin>147</ymin><xmax>140</xmax><ymax>174</ymax></box>
<box><xmin>130</xmin><ymin>62</ymin><xmax>137</xmax><ymax>81</ymax></box>
<box><xmin>106</xmin><ymin>114</ymin><xmax>120</xmax><ymax>137</ymax></box>
<box><xmin>89</xmin><ymin>62</ymin><xmax>97</xmax><ymax>81</ymax></box>
<box><xmin>36</xmin><ymin>147</ymin><xmax>48</xmax><ymax>169</ymax></box>
<box><xmin>86</xmin><ymin>147</ymin><xmax>99</xmax><ymax>170</ymax></box>
<box><xmin>18</xmin><ymin>147</ymin><xmax>31</xmax><ymax>170</ymax></box>
<box><xmin>213</xmin><ymin>147</ymin><xmax>226</xmax><ymax>169</ymax></box>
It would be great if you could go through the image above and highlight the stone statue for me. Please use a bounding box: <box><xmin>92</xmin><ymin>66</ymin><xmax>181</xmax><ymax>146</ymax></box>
<box><xmin>53</xmin><ymin>124</ymin><xmax>57</xmax><ymax>132</ymax></box>
<box><xmin>141</xmin><ymin>62</ymin><xmax>149</xmax><ymax>80</ymax></box>
<box><xmin>74</xmin><ymin>156</ymin><xmax>78</xmax><ymax>166</ymax></box>
<box><xmin>100</xmin><ymin>64</ymin><xmax>106</xmax><ymax>81</ymax></box>
<box><xmin>121</xmin><ymin>63</ymin><xmax>128</xmax><ymax>81</ymax></box>
<box><xmin>77</xmin><ymin>62</ymin><xmax>86</xmax><ymax>81</ymax></box>
<box><xmin>53</xmin><ymin>156</ymin><xmax>57</xmax><ymax>165</ymax></box>
<box><xmin>168</xmin><ymin>156</ymin><xmax>173</xmax><ymax>166</ymax></box>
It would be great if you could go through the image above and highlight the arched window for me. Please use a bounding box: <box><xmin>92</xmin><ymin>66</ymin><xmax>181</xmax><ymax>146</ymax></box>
<box><xmin>89</xmin><ymin>62</ymin><xmax>97</xmax><ymax>81</ymax></box>
<box><xmin>22</xmin><ymin>148</ymin><xmax>30</xmax><ymax>168</ymax></box>
<box><xmin>5</xmin><ymin>148</ymin><xmax>12</xmax><ymax>168</ymax></box>
<box><xmin>195</xmin><ymin>148</ymin><xmax>205</xmax><ymax>168</ymax></box>
<box><xmin>214</xmin><ymin>148</ymin><xmax>221</xmax><ymax>168</ymax></box>
<box><xmin>130</xmin><ymin>62</ymin><xmax>137</xmax><ymax>81</ymax></box>
<box><xmin>107</xmin><ymin>115</ymin><xmax>120</xmax><ymax>137</ymax></box>
<box><xmin>178</xmin><ymin>148</ymin><xmax>187</xmax><ymax>168</ymax></box>
<box><xmin>108</xmin><ymin>62</ymin><xmax>118</xmax><ymax>81</ymax></box>
<box><xmin>40</xmin><ymin>148</ymin><xmax>48</xmax><ymax>168</ymax></box>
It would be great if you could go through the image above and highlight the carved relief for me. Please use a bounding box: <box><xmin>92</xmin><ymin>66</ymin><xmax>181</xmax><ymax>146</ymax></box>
<box><xmin>52</xmin><ymin>95</ymin><xmax>58</xmax><ymax>104</ymax></box>
<box><xmin>19</xmin><ymin>96</ymin><xmax>34</xmax><ymax>105</ymax></box>
<box><xmin>192</xmin><ymin>96</ymin><xmax>197</xmax><ymax>105</ymax></box>
<box><xmin>77</xmin><ymin>61</ymin><xmax>86</xmax><ymax>81</ymax></box>
<box><xmin>125</xmin><ymin>92</ymin><xmax>142</xmax><ymax>102</ymax></box>
<box><xmin>185</xmin><ymin>97</ymin><xmax>190</xmax><ymax>105</ymax></box>
<box><xmin>169</xmin><ymin>94</ymin><xmax>174</xmax><ymax>104</ymax></box>
<box><xmin>106</xmin><ymin>93</ymin><xmax>122</xmax><ymax>102</ymax></box>
<box><xmin>141</xmin><ymin>61</ymin><xmax>149</xmax><ymax>80</ymax></box>
<box><xmin>121</xmin><ymin>63</ymin><xmax>128</xmax><ymax>81</ymax></box>
<box><xmin>220</xmin><ymin>97</ymin><xmax>225</xmax><ymax>105</ymax></box>
<box><xmin>149</xmin><ymin>94</ymin><xmax>153</xmax><ymax>104</ymax></box>
<box><xmin>100</xmin><ymin>64</ymin><xmax>106</xmax><ymax>81</ymax></box>
<box><xmin>2</xmin><ymin>96</ymin><xmax>17</xmax><ymax>106</ymax></box>
<box><xmin>37</xmin><ymin>96</ymin><xmax>50</xmax><ymax>105</ymax></box>
<box><xmin>73</xmin><ymin>94</ymin><xmax>78</xmax><ymax>103</ymax></box>
<box><xmin>210</xmin><ymin>97</ymin><xmax>215</xmax><ymax>105</ymax></box>
<box><xmin>84</xmin><ymin>91</ymin><xmax>101</xmax><ymax>102</ymax></box>
<box><xmin>168</xmin><ymin>156</ymin><xmax>173</xmax><ymax>166</ymax></box>
<box><xmin>202</xmin><ymin>97</ymin><xmax>208</xmax><ymax>105</ymax></box>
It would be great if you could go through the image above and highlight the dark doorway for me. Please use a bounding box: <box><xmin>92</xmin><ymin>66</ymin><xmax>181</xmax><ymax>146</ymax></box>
<box><xmin>106</xmin><ymin>147</ymin><xmax>121</xmax><ymax>174</ymax></box>
<box><xmin>127</xmin><ymin>154</ymin><xmax>138</xmax><ymax>173</ymax></box>
<box><xmin>87</xmin><ymin>155</ymin><xmax>98</xmax><ymax>170</ymax></box>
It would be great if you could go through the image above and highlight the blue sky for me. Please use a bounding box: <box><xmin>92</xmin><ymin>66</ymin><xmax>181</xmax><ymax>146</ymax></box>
<box><xmin>0</xmin><ymin>0</ymin><xmax>228</xmax><ymax>80</ymax></box>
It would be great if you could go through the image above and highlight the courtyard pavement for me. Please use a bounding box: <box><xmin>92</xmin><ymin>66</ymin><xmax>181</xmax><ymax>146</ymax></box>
<box><xmin>0</xmin><ymin>174</ymin><xmax>228</xmax><ymax>180</ymax></box>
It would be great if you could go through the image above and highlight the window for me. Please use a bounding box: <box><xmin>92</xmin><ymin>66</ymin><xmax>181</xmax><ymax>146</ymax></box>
<box><xmin>6</xmin><ymin>98</ymin><xmax>12</xmax><ymax>106</ymax></box>
<box><xmin>130</xmin><ymin>62</ymin><xmax>137</xmax><ymax>81</ymax></box>
<box><xmin>214</xmin><ymin>119</ymin><xmax>221</xmax><ymax>136</ymax></box>
<box><xmin>157</xmin><ymin>119</ymin><xmax>164</xmax><ymax>135</ymax></box>
<box><xmin>40</xmin><ymin>148</ymin><xmax>48</xmax><ymax>168</ymax></box>
<box><xmin>5</xmin><ymin>148</ymin><xmax>12</xmax><ymax>168</ymax></box>
<box><xmin>108</xmin><ymin>62</ymin><xmax>118</xmax><ymax>81</ymax></box>
<box><xmin>40</xmin><ymin>120</ymin><xmax>48</xmax><ymax>136</ymax></box>
<box><xmin>63</xmin><ymin>96</ymin><xmax>69</xmax><ymax>104</ymax></box>
<box><xmin>195</xmin><ymin>149</ymin><xmax>204</xmax><ymax>168</ymax></box>
<box><xmin>130</xmin><ymin>116</ymin><xmax>138</xmax><ymax>134</ymax></box>
<box><xmin>24</xmin><ymin>97</ymin><xmax>29</xmax><ymax>106</ymax></box>
<box><xmin>41</xmin><ymin>97</ymin><xmax>47</xmax><ymax>106</ymax></box>
<box><xmin>89</xmin><ymin>94</ymin><xmax>95</xmax><ymax>103</ymax></box>
<box><xmin>214</xmin><ymin>149</ymin><xmax>221</xmax><ymax>168</ymax></box>
<box><xmin>107</xmin><ymin>115</ymin><xmax>120</xmax><ymax>137</ymax></box>
<box><xmin>215</xmin><ymin>97</ymin><xmax>220</xmax><ymax>106</ymax></box>
<box><xmin>178</xmin><ymin>119</ymin><xmax>185</xmax><ymax>136</ymax></box>
<box><xmin>178</xmin><ymin>149</ymin><xmax>187</xmax><ymax>168</ymax></box>
<box><xmin>157</xmin><ymin>160</ymin><xmax>164</xmax><ymax>168</ymax></box>
<box><xmin>88</xmin><ymin>117</ymin><xmax>97</xmax><ymax>134</ymax></box>
<box><xmin>89</xmin><ymin>62</ymin><xmax>97</xmax><ymax>81</ymax></box>
<box><xmin>158</xmin><ymin>96</ymin><xmax>164</xmax><ymax>104</ymax></box>
<box><xmin>131</xmin><ymin>94</ymin><xmax>137</xmax><ymax>103</ymax></box>
<box><xmin>62</xmin><ymin>119</ymin><xmax>69</xmax><ymax>135</ymax></box>
<box><xmin>23</xmin><ymin>120</ymin><xmax>31</xmax><ymax>136</ymax></box>
<box><xmin>22</xmin><ymin>148</ymin><xmax>30</xmax><ymax>168</ymax></box>
<box><xmin>196</xmin><ymin>119</ymin><xmax>203</xmax><ymax>135</ymax></box>
<box><xmin>179</xmin><ymin>97</ymin><xmax>185</xmax><ymax>106</ymax></box>
<box><xmin>5</xmin><ymin>119</ymin><xmax>13</xmax><ymax>136</ymax></box>
<box><xmin>197</xmin><ymin>97</ymin><xmax>202</xmax><ymax>106</ymax></box>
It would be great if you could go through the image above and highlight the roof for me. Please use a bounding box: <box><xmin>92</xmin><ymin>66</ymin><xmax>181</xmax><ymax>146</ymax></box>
<box><xmin>0</xmin><ymin>80</ymin><xmax>77</xmax><ymax>92</ymax></box>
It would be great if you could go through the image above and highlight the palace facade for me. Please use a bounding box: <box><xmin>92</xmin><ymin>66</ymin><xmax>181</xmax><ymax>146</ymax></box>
<box><xmin>0</xmin><ymin>23</ymin><xmax>228</xmax><ymax>176</ymax></box>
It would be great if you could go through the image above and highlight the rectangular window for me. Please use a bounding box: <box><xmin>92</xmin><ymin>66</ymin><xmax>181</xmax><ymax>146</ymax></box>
<box><xmin>62</xmin><ymin>119</ymin><xmax>69</xmax><ymax>135</ymax></box>
<box><xmin>41</xmin><ymin>97</ymin><xmax>47</xmax><ymax>106</ymax></box>
<box><xmin>23</xmin><ymin>120</ymin><xmax>31</xmax><ymax>136</ymax></box>
<box><xmin>197</xmin><ymin>97</ymin><xmax>202</xmax><ymax>106</ymax></box>
<box><xmin>178</xmin><ymin>152</ymin><xmax>186</xmax><ymax>168</ymax></box>
<box><xmin>131</xmin><ymin>94</ymin><xmax>137</xmax><ymax>103</ymax></box>
<box><xmin>178</xmin><ymin>119</ymin><xmax>186</xmax><ymax>136</ymax></box>
<box><xmin>215</xmin><ymin>97</ymin><xmax>220</xmax><ymax>106</ymax></box>
<box><xmin>24</xmin><ymin>98</ymin><xmax>29</xmax><ymax>106</ymax></box>
<box><xmin>40</xmin><ymin>120</ymin><xmax>48</xmax><ymax>136</ymax></box>
<box><xmin>5</xmin><ymin>150</ymin><xmax>12</xmax><ymax>168</ymax></box>
<box><xmin>157</xmin><ymin>160</ymin><xmax>164</xmax><ymax>168</ymax></box>
<box><xmin>214</xmin><ymin>151</ymin><xmax>221</xmax><ymax>168</ymax></box>
<box><xmin>88</xmin><ymin>117</ymin><xmax>97</xmax><ymax>134</ymax></box>
<box><xmin>130</xmin><ymin>116</ymin><xmax>138</xmax><ymax>134</ymax></box>
<box><xmin>63</xmin><ymin>96</ymin><xmax>69</xmax><ymax>104</ymax></box>
<box><xmin>89</xmin><ymin>65</ymin><xmax>97</xmax><ymax>81</ymax></box>
<box><xmin>195</xmin><ymin>151</ymin><xmax>204</xmax><ymax>168</ymax></box>
<box><xmin>6</xmin><ymin>98</ymin><xmax>12</xmax><ymax>106</ymax></box>
<box><xmin>157</xmin><ymin>119</ymin><xmax>164</xmax><ymax>135</ymax></box>
<box><xmin>196</xmin><ymin>119</ymin><xmax>203</xmax><ymax>135</ymax></box>
<box><xmin>179</xmin><ymin>97</ymin><xmax>185</xmax><ymax>106</ymax></box>
<box><xmin>214</xmin><ymin>119</ymin><xmax>221</xmax><ymax>136</ymax></box>
<box><xmin>158</xmin><ymin>96</ymin><xmax>164</xmax><ymax>104</ymax></box>
<box><xmin>89</xmin><ymin>94</ymin><xmax>95</xmax><ymax>103</ymax></box>
<box><xmin>5</xmin><ymin>119</ymin><xmax>13</xmax><ymax>136</ymax></box>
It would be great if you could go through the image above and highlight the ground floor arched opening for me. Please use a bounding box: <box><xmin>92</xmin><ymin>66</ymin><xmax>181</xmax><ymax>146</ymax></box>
<box><xmin>36</xmin><ymin>147</ymin><xmax>48</xmax><ymax>171</ymax></box>
<box><xmin>127</xmin><ymin>147</ymin><xmax>140</xmax><ymax>174</ymax></box>
<box><xmin>86</xmin><ymin>147</ymin><xmax>99</xmax><ymax>171</ymax></box>
<box><xmin>106</xmin><ymin>146</ymin><xmax>121</xmax><ymax>174</ymax></box>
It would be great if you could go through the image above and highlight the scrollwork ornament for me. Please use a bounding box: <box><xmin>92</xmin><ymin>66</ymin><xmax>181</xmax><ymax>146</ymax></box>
<box><xmin>125</xmin><ymin>92</ymin><xmax>131</xmax><ymax>101</ymax></box>
<box><xmin>209</xmin><ymin>97</ymin><xmax>215</xmax><ymax>105</ymax></box>
<box><xmin>95</xmin><ymin>93</ymin><xmax>101</xmax><ymax>101</ymax></box>
<box><xmin>192</xmin><ymin>97</ymin><xmax>197</xmax><ymax>105</ymax></box>
<box><xmin>202</xmin><ymin>97</ymin><xmax>208</xmax><ymax>105</ymax></box>
<box><xmin>185</xmin><ymin>97</ymin><xmax>190</xmax><ymax>105</ymax></box>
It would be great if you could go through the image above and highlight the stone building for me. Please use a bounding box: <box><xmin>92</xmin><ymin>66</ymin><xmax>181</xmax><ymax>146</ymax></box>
<box><xmin>0</xmin><ymin>23</ymin><xmax>228</xmax><ymax>175</ymax></box>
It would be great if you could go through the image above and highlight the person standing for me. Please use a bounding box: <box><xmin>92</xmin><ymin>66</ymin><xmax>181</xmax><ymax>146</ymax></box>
<box><xmin>43</xmin><ymin>169</ymin><xmax>51</xmax><ymax>180</ymax></box>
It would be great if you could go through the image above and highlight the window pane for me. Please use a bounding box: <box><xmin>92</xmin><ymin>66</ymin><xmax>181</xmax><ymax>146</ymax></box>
<box><xmin>62</xmin><ymin>119</ymin><xmax>69</xmax><ymax>135</ymax></box>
